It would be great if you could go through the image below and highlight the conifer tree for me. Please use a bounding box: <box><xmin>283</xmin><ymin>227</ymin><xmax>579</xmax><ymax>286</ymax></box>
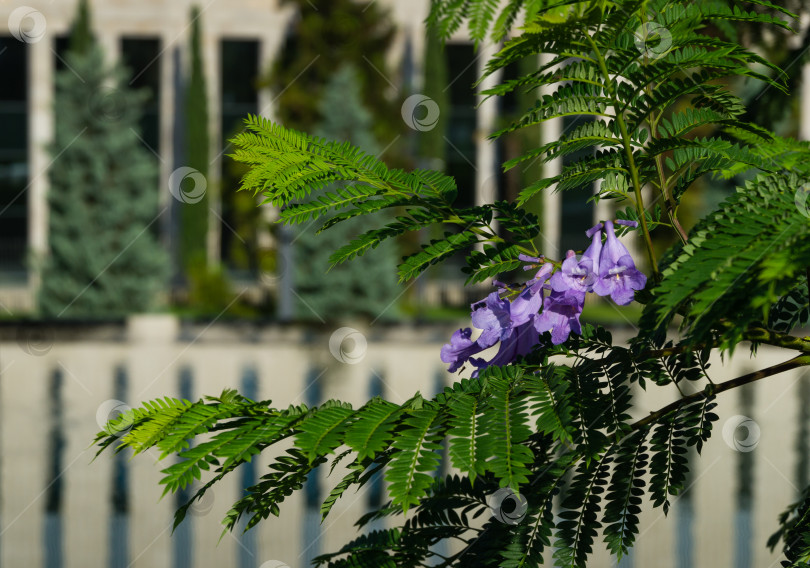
<box><xmin>180</xmin><ymin>5</ymin><xmax>210</xmax><ymax>272</ymax></box>
<box><xmin>266</xmin><ymin>0</ymin><xmax>400</xmax><ymax>144</ymax></box>
<box><xmin>39</xmin><ymin>2</ymin><xmax>167</xmax><ymax>318</ymax></box>
<box><xmin>419</xmin><ymin>25</ymin><xmax>449</xmax><ymax>171</ymax></box>
<box><xmin>68</xmin><ymin>0</ymin><xmax>93</xmax><ymax>56</ymax></box>
<box><xmin>291</xmin><ymin>65</ymin><xmax>399</xmax><ymax>321</ymax></box>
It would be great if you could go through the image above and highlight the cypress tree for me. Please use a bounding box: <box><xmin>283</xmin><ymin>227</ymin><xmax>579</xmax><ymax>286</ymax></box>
<box><xmin>419</xmin><ymin>24</ymin><xmax>449</xmax><ymax>171</ymax></box>
<box><xmin>68</xmin><ymin>0</ymin><xmax>93</xmax><ymax>56</ymax></box>
<box><xmin>291</xmin><ymin>66</ymin><xmax>399</xmax><ymax>321</ymax></box>
<box><xmin>180</xmin><ymin>5</ymin><xmax>210</xmax><ymax>272</ymax></box>
<box><xmin>39</xmin><ymin>2</ymin><xmax>168</xmax><ymax>318</ymax></box>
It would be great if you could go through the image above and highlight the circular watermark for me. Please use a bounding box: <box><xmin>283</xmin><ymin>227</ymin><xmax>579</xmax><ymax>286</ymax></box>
<box><xmin>795</xmin><ymin>184</ymin><xmax>810</xmax><ymax>219</ymax></box>
<box><xmin>328</xmin><ymin>327</ymin><xmax>367</xmax><ymax>364</ymax></box>
<box><xmin>169</xmin><ymin>167</ymin><xmax>207</xmax><ymax>204</ymax></box>
<box><xmin>96</xmin><ymin>399</ymin><xmax>135</xmax><ymax>438</ymax></box>
<box><xmin>88</xmin><ymin>87</ymin><xmax>131</xmax><ymax>123</ymax></box>
<box><xmin>16</xmin><ymin>327</ymin><xmax>53</xmax><ymax>356</ymax></box>
<box><xmin>488</xmin><ymin>487</ymin><xmax>528</xmax><ymax>525</ymax></box>
<box><xmin>8</xmin><ymin>6</ymin><xmax>46</xmax><ymax>44</ymax></box>
<box><xmin>188</xmin><ymin>489</ymin><xmax>215</xmax><ymax>517</ymax></box>
<box><xmin>634</xmin><ymin>22</ymin><xmax>672</xmax><ymax>60</ymax></box>
<box><xmin>401</xmin><ymin>94</ymin><xmax>440</xmax><ymax>132</ymax></box>
<box><xmin>259</xmin><ymin>561</ymin><xmax>291</xmax><ymax>568</ymax></box>
<box><xmin>259</xmin><ymin>237</ymin><xmax>291</xmax><ymax>285</ymax></box>
<box><xmin>722</xmin><ymin>415</ymin><xmax>760</xmax><ymax>452</ymax></box>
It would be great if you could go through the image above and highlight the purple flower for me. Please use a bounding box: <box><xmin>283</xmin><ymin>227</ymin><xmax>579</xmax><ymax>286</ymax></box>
<box><xmin>470</xmin><ymin>291</ymin><xmax>512</xmax><ymax>348</ymax></box>
<box><xmin>509</xmin><ymin>285</ymin><xmax>543</xmax><ymax>327</ymax></box>
<box><xmin>510</xmin><ymin>263</ymin><xmax>551</xmax><ymax>326</ymax></box>
<box><xmin>441</xmin><ymin>263</ymin><xmax>554</xmax><ymax>373</ymax></box>
<box><xmin>471</xmin><ymin>321</ymin><xmax>541</xmax><ymax>371</ymax></box>
<box><xmin>534</xmin><ymin>290</ymin><xmax>584</xmax><ymax>345</ymax></box>
<box><xmin>592</xmin><ymin>220</ymin><xmax>647</xmax><ymax>305</ymax></box>
<box><xmin>550</xmin><ymin>249</ymin><xmax>595</xmax><ymax>301</ymax></box>
<box><xmin>440</xmin><ymin>328</ymin><xmax>486</xmax><ymax>373</ymax></box>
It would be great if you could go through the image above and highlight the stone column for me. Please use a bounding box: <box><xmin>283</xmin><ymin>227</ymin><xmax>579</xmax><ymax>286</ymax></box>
<box><xmin>539</xmin><ymin>54</ymin><xmax>562</xmax><ymax>259</ymax></box>
<box><xmin>802</xmin><ymin>64</ymin><xmax>810</xmax><ymax>141</ymax></box>
<box><xmin>204</xmin><ymin>26</ymin><xmax>221</xmax><ymax>267</ymax></box>
<box><xmin>27</xmin><ymin>35</ymin><xmax>54</xmax><ymax>304</ymax></box>
<box><xmin>158</xmin><ymin>29</ymin><xmax>175</xmax><ymax>243</ymax></box>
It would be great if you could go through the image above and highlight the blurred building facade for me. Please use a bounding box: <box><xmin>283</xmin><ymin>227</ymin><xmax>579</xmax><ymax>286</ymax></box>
<box><xmin>0</xmin><ymin>0</ymin><xmax>595</xmax><ymax>314</ymax></box>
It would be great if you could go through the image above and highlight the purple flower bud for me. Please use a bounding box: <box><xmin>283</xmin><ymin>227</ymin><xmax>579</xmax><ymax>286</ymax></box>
<box><xmin>586</xmin><ymin>222</ymin><xmax>604</xmax><ymax>238</ymax></box>
<box><xmin>591</xmin><ymin>220</ymin><xmax>647</xmax><ymax>305</ymax></box>
<box><xmin>518</xmin><ymin>253</ymin><xmax>543</xmax><ymax>264</ymax></box>
<box><xmin>527</xmin><ymin>262</ymin><xmax>554</xmax><ymax>293</ymax></box>
<box><xmin>582</xmin><ymin>227</ymin><xmax>603</xmax><ymax>268</ymax></box>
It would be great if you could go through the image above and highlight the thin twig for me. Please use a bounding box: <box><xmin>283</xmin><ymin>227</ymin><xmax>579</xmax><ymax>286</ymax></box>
<box><xmin>631</xmin><ymin>354</ymin><xmax>810</xmax><ymax>432</ymax></box>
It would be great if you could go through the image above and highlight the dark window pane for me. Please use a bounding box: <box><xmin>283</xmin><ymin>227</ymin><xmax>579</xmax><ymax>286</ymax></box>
<box><xmin>220</xmin><ymin>39</ymin><xmax>259</xmax><ymax>274</ymax></box>
<box><xmin>0</xmin><ymin>36</ymin><xmax>28</xmax><ymax>275</ymax></box>
<box><xmin>445</xmin><ymin>43</ymin><xmax>477</xmax><ymax>210</ymax></box>
<box><xmin>495</xmin><ymin>58</ymin><xmax>524</xmax><ymax>204</ymax></box>
<box><xmin>53</xmin><ymin>35</ymin><xmax>69</xmax><ymax>71</ymax></box>
<box><xmin>120</xmin><ymin>37</ymin><xmax>161</xmax><ymax>154</ymax></box>
<box><xmin>559</xmin><ymin>115</ymin><xmax>595</xmax><ymax>253</ymax></box>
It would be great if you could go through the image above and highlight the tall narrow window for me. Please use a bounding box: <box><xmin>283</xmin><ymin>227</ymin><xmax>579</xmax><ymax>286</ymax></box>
<box><xmin>366</xmin><ymin>373</ymin><xmax>385</xmax><ymax>525</ymax></box>
<box><xmin>495</xmin><ymin>57</ymin><xmax>525</xmax><ymax>205</ymax></box>
<box><xmin>174</xmin><ymin>366</ymin><xmax>194</xmax><ymax>568</ymax></box>
<box><xmin>675</xmin><ymin>452</ymin><xmax>697</xmax><ymax>568</ymax></box>
<box><xmin>438</xmin><ymin>43</ymin><xmax>478</xmax><ymax>282</ymax></box>
<box><xmin>733</xmin><ymin>385</ymin><xmax>756</xmax><ymax>568</ymax></box>
<box><xmin>445</xmin><ymin>43</ymin><xmax>477</xmax><ymax>210</ymax></box>
<box><xmin>220</xmin><ymin>39</ymin><xmax>259</xmax><ymax>275</ymax></box>
<box><xmin>53</xmin><ymin>36</ymin><xmax>69</xmax><ymax>70</ymax></box>
<box><xmin>238</xmin><ymin>367</ymin><xmax>259</xmax><ymax>568</ymax></box>
<box><xmin>559</xmin><ymin>115</ymin><xmax>595</xmax><ymax>254</ymax></box>
<box><xmin>44</xmin><ymin>367</ymin><xmax>65</xmax><ymax>568</ymax></box>
<box><xmin>0</xmin><ymin>37</ymin><xmax>29</xmax><ymax>280</ymax></box>
<box><xmin>301</xmin><ymin>367</ymin><xmax>323</xmax><ymax>567</ymax></box>
<box><xmin>109</xmin><ymin>366</ymin><xmax>129</xmax><ymax>568</ymax></box>
<box><xmin>796</xmin><ymin>380</ymin><xmax>810</xmax><ymax>496</ymax></box>
<box><xmin>120</xmin><ymin>38</ymin><xmax>162</xmax><ymax>156</ymax></box>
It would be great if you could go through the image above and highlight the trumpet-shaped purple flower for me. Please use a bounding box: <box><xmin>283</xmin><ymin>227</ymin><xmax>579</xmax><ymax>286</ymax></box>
<box><xmin>470</xmin><ymin>291</ymin><xmax>512</xmax><ymax>348</ymax></box>
<box><xmin>471</xmin><ymin>321</ymin><xmax>541</xmax><ymax>370</ymax></box>
<box><xmin>440</xmin><ymin>262</ymin><xmax>553</xmax><ymax>374</ymax></box>
<box><xmin>592</xmin><ymin>220</ymin><xmax>647</xmax><ymax>305</ymax></box>
<box><xmin>509</xmin><ymin>285</ymin><xmax>544</xmax><ymax>327</ymax></box>
<box><xmin>534</xmin><ymin>289</ymin><xmax>584</xmax><ymax>345</ymax></box>
<box><xmin>550</xmin><ymin>250</ymin><xmax>594</xmax><ymax>302</ymax></box>
<box><xmin>441</xmin><ymin>221</ymin><xmax>648</xmax><ymax>372</ymax></box>
<box><xmin>440</xmin><ymin>328</ymin><xmax>485</xmax><ymax>373</ymax></box>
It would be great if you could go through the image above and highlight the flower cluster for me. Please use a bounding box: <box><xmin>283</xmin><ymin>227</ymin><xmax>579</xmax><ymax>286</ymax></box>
<box><xmin>441</xmin><ymin>220</ymin><xmax>647</xmax><ymax>374</ymax></box>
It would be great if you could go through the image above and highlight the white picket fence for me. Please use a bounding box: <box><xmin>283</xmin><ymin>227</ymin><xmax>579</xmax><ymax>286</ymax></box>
<box><xmin>0</xmin><ymin>316</ymin><xmax>806</xmax><ymax>567</ymax></box>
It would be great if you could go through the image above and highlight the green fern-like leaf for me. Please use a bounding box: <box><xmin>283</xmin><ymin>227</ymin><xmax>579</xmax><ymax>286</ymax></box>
<box><xmin>642</xmin><ymin>171</ymin><xmax>810</xmax><ymax>346</ymax></box>
<box><xmin>386</xmin><ymin>408</ymin><xmax>444</xmax><ymax>513</ymax></box>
